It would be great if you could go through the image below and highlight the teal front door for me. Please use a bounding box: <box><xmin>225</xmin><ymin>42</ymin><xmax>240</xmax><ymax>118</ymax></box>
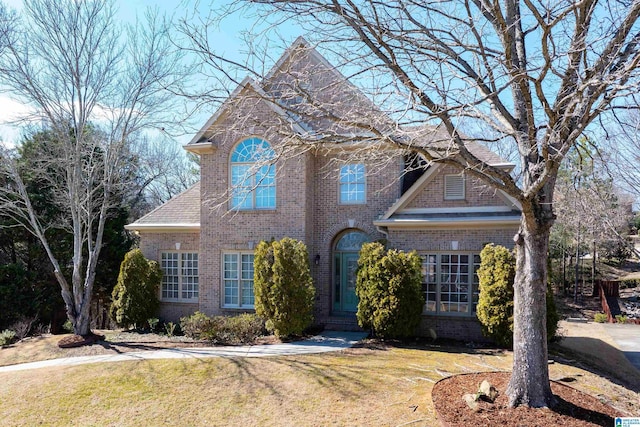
<box><xmin>333</xmin><ymin>230</ymin><xmax>370</xmax><ymax>313</ymax></box>
<box><xmin>341</xmin><ymin>253</ymin><xmax>360</xmax><ymax>312</ymax></box>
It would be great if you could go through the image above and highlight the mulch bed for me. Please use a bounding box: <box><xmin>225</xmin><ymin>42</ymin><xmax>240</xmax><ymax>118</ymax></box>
<box><xmin>432</xmin><ymin>371</ymin><xmax>622</xmax><ymax>427</ymax></box>
<box><xmin>57</xmin><ymin>332</ymin><xmax>105</xmax><ymax>348</ymax></box>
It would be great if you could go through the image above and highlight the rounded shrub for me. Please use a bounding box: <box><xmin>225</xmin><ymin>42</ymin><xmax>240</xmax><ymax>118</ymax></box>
<box><xmin>180</xmin><ymin>311</ymin><xmax>212</xmax><ymax>339</ymax></box>
<box><xmin>593</xmin><ymin>312</ymin><xmax>608</xmax><ymax>323</ymax></box>
<box><xmin>477</xmin><ymin>244</ymin><xmax>559</xmax><ymax>348</ymax></box>
<box><xmin>355</xmin><ymin>242</ymin><xmax>424</xmax><ymax>338</ymax></box>
<box><xmin>254</xmin><ymin>238</ymin><xmax>315</xmax><ymax>338</ymax></box>
<box><xmin>180</xmin><ymin>311</ymin><xmax>265</xmax><ymax>344</ymax></box>
<box><xmin>109</xmin><ymin>249</ymin><xmax>161</xmax><ymax>330</ymax></box>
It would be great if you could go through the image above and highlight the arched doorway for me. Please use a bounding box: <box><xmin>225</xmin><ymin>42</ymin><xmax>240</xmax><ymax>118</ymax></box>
<box><xmin>333</xmin><ymin>230</ymin><xmax>370</xmax><ymax>313</ymax></box>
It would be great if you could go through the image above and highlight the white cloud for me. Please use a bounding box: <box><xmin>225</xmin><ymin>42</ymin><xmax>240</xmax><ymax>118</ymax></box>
<box><xmin>0</xmin><ymin>95</ymin><xmax>33</xmax><ymax>147</ymax></box>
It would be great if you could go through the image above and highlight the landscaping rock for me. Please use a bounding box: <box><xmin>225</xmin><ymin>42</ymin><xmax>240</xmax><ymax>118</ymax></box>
<box><xmin>478</xmin><ymin>379</ymin><xmax>498</xmax><ymax>402</ymax></box>
<box><xmin>462</xmin><ymin>393</ymin><xmax>479</xmax><ymax>411</ymax></box>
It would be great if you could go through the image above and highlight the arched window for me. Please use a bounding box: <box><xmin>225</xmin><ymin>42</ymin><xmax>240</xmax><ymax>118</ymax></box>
<box><xmin>230</xmin><ymin>138</ymin><xmax>276</xmax><ymax>210</ymax></box>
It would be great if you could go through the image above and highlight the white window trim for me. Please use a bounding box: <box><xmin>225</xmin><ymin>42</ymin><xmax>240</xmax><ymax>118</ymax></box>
<box><xmin>221</xmin><ymin>251</ymin><xmax>256</xmax><ymax>309</ymax></box>
<box><xmin>338</xmin><ymin>163</ymin><xmax>367</xmax><ymax>205</ymax></box>
<box><xmin>444</xmin><ymin>173</ymin><xmax>465</xmax><ymax>200</ymax></box>
<box><xmin>421</xmin><ymin>252</ymin><xmax>480</xmax><ymax>317</ymax></box>
<box><xmin>159</xmin><ymin>251</ymin><xmax>199</xmax><ymax>303</ymax></box>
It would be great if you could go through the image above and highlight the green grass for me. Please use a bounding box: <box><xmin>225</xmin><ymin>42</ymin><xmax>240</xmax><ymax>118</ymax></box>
<box><xmin>2</xmin><ymin>343</ymin><xmax>638</xmax><ymax>426</ymax></box>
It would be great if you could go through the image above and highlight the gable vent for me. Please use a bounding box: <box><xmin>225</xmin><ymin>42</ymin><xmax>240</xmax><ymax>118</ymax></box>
<box><xmin>444</xmin><ymin>174</ymin><xmax>465</xmax><ymax>200</ymax></box>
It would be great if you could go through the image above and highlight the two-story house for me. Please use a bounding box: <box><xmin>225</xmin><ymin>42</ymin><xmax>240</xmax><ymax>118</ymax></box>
<box><xmin>126</xmin><ymin>37</ymin><xmax>521</xmax><ymax>341</ymax></box>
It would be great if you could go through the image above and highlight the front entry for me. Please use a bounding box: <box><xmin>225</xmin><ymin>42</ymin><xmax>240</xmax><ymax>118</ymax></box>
<box><xmin>333</xmin><ymin>230</ymin><xmax>369</xmax><ymax>313</ymax></box>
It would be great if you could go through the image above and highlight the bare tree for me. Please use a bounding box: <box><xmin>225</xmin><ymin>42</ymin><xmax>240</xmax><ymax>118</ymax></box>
<box><xmin>0</xmin><ymin>2</ymin><xmax>12</xmax><ymax>51</ymax></box>
<box><xmin>553</xmin><ymin>143</ymin><xmax>634</xmax><ymax>294</ymax></box>
<box><xmin>128</xmin><ymin>135</ymin><xmax>200</xmax><ymax>217</ymax></box>
<box><xmin>181</xmin><ymin>1</ymin><xmax>640</xmax><ymax>407</ymax></box>
<box><xmin>601</xmin><ymin>111</ymin><xmax>640</xmax><ymax>205</ymax></box>
<box><xmin>0</xmin><ymin>0</ymin><xmax>185</xmax><ymax>336</ymax></box>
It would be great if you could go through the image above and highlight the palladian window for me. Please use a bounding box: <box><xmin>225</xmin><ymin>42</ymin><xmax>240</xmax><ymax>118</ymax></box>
<box><xmin>230</xmin><ymin>138</ymin><xmax>276</xmax><ymax>210</ymax></box>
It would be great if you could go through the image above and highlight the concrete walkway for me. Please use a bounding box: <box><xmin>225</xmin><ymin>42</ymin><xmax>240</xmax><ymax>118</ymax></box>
<box><xmin>0</xmin><ymin>331</ymin><xmax>368</xmax><ymax>373</ymax></box>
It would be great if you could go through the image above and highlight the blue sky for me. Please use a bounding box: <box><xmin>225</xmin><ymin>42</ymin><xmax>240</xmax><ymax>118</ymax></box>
<box><xmin>0</xmin><ymin>0</ymin><xmax>301</xmax><ymax>146</ymax></box>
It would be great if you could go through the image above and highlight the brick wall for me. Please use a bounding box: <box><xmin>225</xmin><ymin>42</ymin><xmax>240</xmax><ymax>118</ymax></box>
<box><xmin>311</xmin><ymin>153</ymin><xmax>402</xmax><ymax>321</ymax></box>
<box><xmin>406</xmin><ymin>164</ymin><xmax>508</xmax><ymax>209</ymax></box>
<box><xmin>158</xmin><ymin>302</ymin><xmax>199</xmax><ymax>322</ymax></box>
<box><xmin>138</xmin><ymin>232</ymin><xmax>200</xmax><ymax>261</ymax></box>
<box><xmin>198</xmin><ymin>93</ymin><xmax>311</xmax><ymax>316</ymax></box>
<box><xmin>388</xmin><ymin>227</ymin><xmax>517</xmax><ymax>253</ymax></box>
<box><xmin>420</xmin><ymin>316</ymin><xmax>488</xmax><ymax>342</ymax></box>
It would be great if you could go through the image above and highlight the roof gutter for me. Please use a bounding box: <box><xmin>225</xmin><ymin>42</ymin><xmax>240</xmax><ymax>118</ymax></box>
<box><xmin>373</xmin><ymin>216</ymin><xmax>521</xmax><ymax>230</ymax></box>
<box><xmin>124</xmin><ymin>223</ymin><xmax>201</xmax><ymax>232</ymax></box>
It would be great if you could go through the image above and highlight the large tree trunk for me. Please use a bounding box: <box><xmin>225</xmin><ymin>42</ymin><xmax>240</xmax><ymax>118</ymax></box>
<box><xmin>507</xmin><ymin>210</ymin><xmax>554</xmax><ymax>408</ymax></box>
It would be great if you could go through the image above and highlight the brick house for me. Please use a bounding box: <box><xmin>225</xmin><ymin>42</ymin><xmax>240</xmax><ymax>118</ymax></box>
<box><xmin>126</xmin><ymin>37</ymin><xmax>521</xmax><ymax>340</ymax></box>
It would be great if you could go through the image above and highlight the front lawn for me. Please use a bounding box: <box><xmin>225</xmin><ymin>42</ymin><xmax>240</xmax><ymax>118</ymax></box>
<box><xmin>1</xmin><ymin>342</ymin><xmax>637</xmax><ymax>426</ymax></box>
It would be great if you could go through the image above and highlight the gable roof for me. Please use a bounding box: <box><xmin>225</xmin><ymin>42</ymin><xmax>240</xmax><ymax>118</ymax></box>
<box><xmin>185</xmin><ymin>37</ymin><xmax>394</xmax><ymax>152</ymax></box>
<box><xmin>125</xmin><ymin>182</ymin><xmax>200</xmax><ymax>232</ymax></box>
<box><xmin>186</xmin><ymin>76</ymin><xmax>309</xmax><ymax>150</ymax></box>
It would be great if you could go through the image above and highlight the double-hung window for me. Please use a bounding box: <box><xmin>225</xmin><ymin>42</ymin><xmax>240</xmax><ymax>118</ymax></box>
<box><xmin>160</xmin><ymin>252</ymin><xmax>199</xmax><ymax>302</ymax></box>
<box><xmin>222</xmin><ymin>252</ymin><xmax>255</xmax><ymax>308</ymax></box>
<box><xmin>422</xmin><ymin>253</ymin><xmax>480</xmax><ymax>316</ymax></box>
<box><xmin>230</xmin><ymin>138</ymin><xmax>276</xmax><ymax>210</ymax></box>
<box><xmin>339</xmin><ymin>163</ymin><xmax>366</xmax><ymax>204</ymax></box>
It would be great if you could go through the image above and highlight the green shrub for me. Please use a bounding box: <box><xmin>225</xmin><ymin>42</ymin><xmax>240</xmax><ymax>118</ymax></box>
<box><xmin>62</xmin><ymin>319</ymin><xmax>73</xmax><ymax>333</ymax></box>
<box><xmin>164</xmin><ymin>322</ymin><xmax>177</xmax><ymax>337</ymax></box>
<box><xmin>222</xmin><ymin>313</ymin><xmax>265</xmax><ymax>343</ymax></box>
<box><xmin>254</xmin><ymin>238</ymin><xmax>315</xmax><ymax>338</ymax></box>
<box><xmin>180</xmin><ymin>312</ymin><xmax>265</xmax><ymax>344</ymax></box>
<box><xmin>204</xmin><ymin>314</ymin><xmax>265</xmax><ymax>344</ymax></box>
<box><xmin>0</xmin><ymin>329</ymin><xmax>16</xmax><ymax>347</ymax></box>
<box><xmin>476</xmin><ymin>244</ymin><xmax>559</xmax><ymax>348</ymax></box>
<box><xmin>180</xmin><ymin>311</ymin><xmax>213</xmax><ymax>339</ymax></box>
<box><xmin>615</xmin><ymin>314</ymin><xmax>628</xmax><ymax>324</ymax></box>
<box><xmin>109</xmin><ymin>249</ymin><xmax>161</xmax><ymax>329</ymax></box>
<box><xmin>147</xmin><ymin>318</ymin><xmax>159</xmax><ymax>332</ymax></box>
<box><xmin>594</xmin><ymin>312</ymin><xmax>608</xmax><ymax>323</ymax></box>
<box><xmin>355</xmin><ymin>242</ymin><xmax>424</xmax><ymax>338</ymax></box>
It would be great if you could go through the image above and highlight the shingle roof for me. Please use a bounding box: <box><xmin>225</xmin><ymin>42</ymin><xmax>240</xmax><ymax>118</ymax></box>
<box><xmin>401</xmin><ymin>124</ymin><xmax>512</xmax><ymax>167</ymax></box>
<box><xmin>125</xmin><ymin>182</ymin><xmax>200</xmax><ymax>231</ymax></box>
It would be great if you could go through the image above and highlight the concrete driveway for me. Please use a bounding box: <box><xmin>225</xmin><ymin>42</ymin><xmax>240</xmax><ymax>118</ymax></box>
<box><xmin>600</xmin><ymin>323</ymin><xmax>640</xmax><ymax>372</ymax></box>
<box><xmin>557</xmin><ymin>320</ymin><xmax>640</xmax><ymax>388</ymax></box>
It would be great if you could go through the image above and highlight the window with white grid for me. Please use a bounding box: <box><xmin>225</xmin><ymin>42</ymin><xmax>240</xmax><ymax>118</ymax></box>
<box><xmin>420</xmin><ymin>253</ymin><xmax>480</xmax><ymax>316</ymax></box>
<box><xmin>223</xmin><ymin>252</ymin><xmax>255</xmax><ymax>308</ymax></box>
<box><xmin>160</xmin><ymin>252</ymin><xmax>198</xmax><ymax>302</ymax></box>
<box><xmin>161</xmin><ymin>252</ymin><xmax>179</xmax><ymax>300</ymax></box>
<box><xmin>181</xmin><ymin>253</ymin><xmax>199</xmax><ymax>300</ymax></box>
<box><xmin>230</xmin><ymin>138</ymin><xmax>276</xmax><ymax>210</ymax></box>
<box><xmin>339</xmin><ymin>164</ymin><xmax>366</xmax><ymax>204</ymax></box>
